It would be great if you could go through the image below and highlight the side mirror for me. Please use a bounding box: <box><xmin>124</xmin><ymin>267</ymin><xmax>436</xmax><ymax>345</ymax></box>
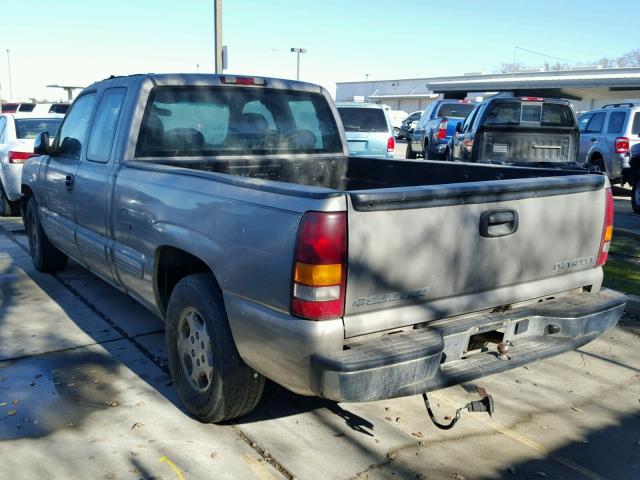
<box><xmin>455</xmin><ymin>122</ymin><xmax>463</xmax><ymax>133</ymax></box>
<box><xmin>33</xmin><ymin>132</ymin><xmax>51</xmax><ymax>155</ymax></box>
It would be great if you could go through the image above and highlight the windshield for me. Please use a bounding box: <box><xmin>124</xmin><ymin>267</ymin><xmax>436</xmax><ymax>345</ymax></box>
<box><xmin>436</xmin><ymin>103</ymin><xmax>475</xmax><ymax>118</ymax></box>
<box><xmin>136</xmin><ymin>86</ymin><xmax>342</xmax><ymax>157</ymax></box>
<box><xmin>15</xmin><ymin>118</ymin><xmax>63</xmax><ymax>139</ymax></box>
<box><xmin>485</xmin><ymin>101</ymin><xmax>575</xmax><ymax>127</ymax></box>
<box><xmin>337</xmin><ymin>107</ymin><xmax>388</xmax><ymax>133</ymax></box>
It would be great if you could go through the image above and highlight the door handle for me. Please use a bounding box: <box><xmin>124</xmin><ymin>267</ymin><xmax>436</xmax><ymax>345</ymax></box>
<box><xmin>590</xmin><ymin>137</ymin><xmax>597</xmax><ymax>142</ymax></box>
<box><xmin>480</xmin><ymin>209</ymin><xmax>518</xmax><ymax>238</ymax></box>
<box><xmin>65</xmin><ymin>174</ymin><xmax>75</xmax><ymax>190</ymax></box>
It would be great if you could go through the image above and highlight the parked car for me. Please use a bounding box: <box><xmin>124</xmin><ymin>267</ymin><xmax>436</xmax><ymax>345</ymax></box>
<box><xmin>398</xmin><ymin>110</ymin><xmax>422</xmax><ymax>139</ymax></box>
<box><xmin>21</xmin><ymin>73</ymin><xmax>625</xmax><ymax>423</ymax></box>
<box><xmin>0</xmin><ymin>113</ymin><xmax>63</xmax><ymax>216</ymax></box>
<box><xmin>383</xmin><ymin>107</ymin><xmax>408</xmax><ymax>138</ymax></box>
<box><xmin>578</xmin><ymin>103</ymin><xmax>640</xmax><ymax>184</ymax></box>
<box><xmin>336</xmin><ymin>102</ymin><xmax>395</xmax><ymax>159</ymax></box>
<box><xmin>1</xmin><ymin>103</ymin><xmax>21</xmax><ymax>113</ymax></box>
<box><xmin>628</xmin><ymin>142</ymin><xmax>640</xmax><ymax>213</ymax></box>
<box><xmin>448</xmin><ymin>96</ymin><xmax>582</xmax><ymax>167</ymax></box>
<box><xmin>407</xmin><ymin>99</ymin><xmax>477</xmax><ymax>159</ymax></box>
<box><xmin>31</xmin><ymin>103</ymin><xmax>71</xmax><ymax>114</ymax></box>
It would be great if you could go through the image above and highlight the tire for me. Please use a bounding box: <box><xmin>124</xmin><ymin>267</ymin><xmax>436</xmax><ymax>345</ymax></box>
<box><xmin>632</xmin><ymin>175</ymin><xmax>640</xmax><ymax>214</ymax></box>
<box><xmin>393</xmin><ymin>127</ymin><xmax>400</xmax><ymax>138</ymax></box>
<box><xmin>591</xmin><ymin>155</ymin><xmax>605</xmax><ymax>173</ymax></box>
<box><xmin>0</xmin><ymin>183</ymin><xmax>16</xmax><ymax>217</ymax></box>
<box><xmin>25</xmin><ymin>197</ymin><xmax>68</xmax><ymax>272</ymax></box>
<box><xmin>405</xmin><ymin>141</ymin><xmax>417</xmax><ymax>159</ymax></box>
<box><xmin>444</xmin><ymin>148</ymin><xmax>452</xmax><ymax>162</ymax></box>
<box><xmin>165</xmin><ymin>273</ymin><xmax>265</xmax><ymax>423</ymax></box>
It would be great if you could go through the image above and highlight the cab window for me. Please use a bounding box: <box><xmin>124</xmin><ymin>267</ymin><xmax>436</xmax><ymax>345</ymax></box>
<box><xmin>56</xmin><ymin>93</ymin><xmax>98</xmax><ymax>159</ymax></box>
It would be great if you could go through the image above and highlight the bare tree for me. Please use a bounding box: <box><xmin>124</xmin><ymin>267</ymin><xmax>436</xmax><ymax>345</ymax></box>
<box><xmin>496</xmin><ymin>62</ymin><xmax>524</xmax><ymax>73</ymax></box>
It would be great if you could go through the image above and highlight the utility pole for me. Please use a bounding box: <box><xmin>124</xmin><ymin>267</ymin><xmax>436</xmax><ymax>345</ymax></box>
<box><xmin>290</xmin><ymin>48</ymin><xmax>307</xmax><ymax>81</ymax></box>
<box><xmin>214</xmin><ymin>0</ymin><xmax>223</xmax><ymax>74</ymax></box>
<box><xmin>6</xmin><ymin>49</ymin><xmax>13</xmax><ymax>100</ymax></box>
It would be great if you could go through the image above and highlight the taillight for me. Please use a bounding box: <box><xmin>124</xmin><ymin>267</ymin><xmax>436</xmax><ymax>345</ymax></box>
<box><xmin>291</xmin><ymin>212</ymin><xmax>347</xmax><ymax>320</ymax></box>
<box><xmin>8</xmin><ymin>151</ymin><xmax>35</xmax><ymax>164</ymax></box>
<box><xmin>596</xmin><ymin>187</ymin><xmax>614</xmax><ymax>266</ymax></box>
<box><xmin>437</xmin><ymin>119</ymin><xmax>448</xmax><ymax>140</ymax></box>
<box><xmin>387</xmin><ymin>136</ymin><xmax>395</xmax><ymax>153</ymax></box>
<box><xmin>520</xmin><ymin>97</ymin><xmax>545</xmax><ymax>102</ymax></box>
<box><xmin>614</xmin><ymin>137</ymin><xmax>629</xmax><ymax>154</ymax></box>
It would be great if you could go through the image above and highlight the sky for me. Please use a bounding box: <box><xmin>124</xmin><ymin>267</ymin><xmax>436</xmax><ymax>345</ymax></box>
<box><xmin>0</xmin><ymin>0</ymin><xmax>638</xmax><ymax>102</ymax></box>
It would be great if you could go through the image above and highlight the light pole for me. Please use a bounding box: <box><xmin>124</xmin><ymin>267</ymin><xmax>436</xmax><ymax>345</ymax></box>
<box><xmin>214</xmin><ymin>0</ymin><xmax>223</xmax><ymax>73</ymax></box>
<box><xmin>6</xmin><ymin>49</ymin><xmax>13</xmax><ymax>100</ymax></box>
<box><xmin>290</xmin><ymin>48</ymin><xmax>307</xmax><ymax>81</ymax></box>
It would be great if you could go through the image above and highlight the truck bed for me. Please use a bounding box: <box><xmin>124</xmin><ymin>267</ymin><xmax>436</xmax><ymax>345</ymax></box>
<box><xmin>145</xmin><ymin>155</ymin><xmax>594</xmax><ymax>193</ymax></box>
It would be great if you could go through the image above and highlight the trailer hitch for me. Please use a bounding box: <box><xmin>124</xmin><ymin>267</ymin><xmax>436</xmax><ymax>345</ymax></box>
<box><xmin>422</xmin><ymin>387</ymin><xmax>495</xmax><ymax>430</ymax></box>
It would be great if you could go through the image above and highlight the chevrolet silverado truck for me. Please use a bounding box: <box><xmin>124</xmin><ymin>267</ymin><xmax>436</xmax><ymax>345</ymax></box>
<box><xmin>21</xmin><ymin>74</ymin><xmax>626</xmax><ymax>423</ymax></box>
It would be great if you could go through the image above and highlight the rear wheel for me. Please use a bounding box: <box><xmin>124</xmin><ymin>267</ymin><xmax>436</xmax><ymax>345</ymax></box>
<box><xmin>405</xmin><ymin>141</ymin><xmax>417</xmax><ymax>159</ymax></box>
<box><xmin>165</xmin><ymin>273</ymin><xmax>264</xmax><ymax>423</ymax></box>
<box><xmin>444</xmin><ymin>147</ymin><xmax>452</xmax><ymax>162</ymax></box>
<box><xmin>632</xmin><ymin>175</ymin><xmax>640</xmax><ymax>214</ymax></box>
<box><xmin>25</xmin><ymin>197</ymin><xmax>68</xmax><ymax>272</ymax></box>
<box><xmin>591</xmin><ymin>154</ymin><xmax>605</xmax><ymax>173</ymax></box>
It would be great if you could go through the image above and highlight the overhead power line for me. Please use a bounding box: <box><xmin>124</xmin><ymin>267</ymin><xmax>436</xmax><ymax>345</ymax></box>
<box><xmin>513</xmin><ymin>46</ymin><xmax>578</xmax><ymax>65</ymax></box>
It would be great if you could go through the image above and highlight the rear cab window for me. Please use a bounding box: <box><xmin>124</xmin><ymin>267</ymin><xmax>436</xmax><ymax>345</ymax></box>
<box><xmin>435</xmin><ymin>102</ymin><xmax>475</xmax><ymax>119</ymax></box>
<box><xmin>136</xmin><ymin>86</ymin><xmax>342</xmax><ymax>157</ymax></box>
<box><xmin>337</xmin><ymin>107</ymin><xmax>388</xmax><ymax>133</ymax></box>
<box><xmin>15</xmin><ymin>118</ymin><xmax>63</xmax><ymax>139</ymax></box>
<box><xmin>485</xmin><ymin>100</ymin><xmax>575</xmax><ymax>127</ymax></box>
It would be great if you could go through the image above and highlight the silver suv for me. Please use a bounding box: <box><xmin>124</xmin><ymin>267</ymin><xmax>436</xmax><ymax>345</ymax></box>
<box><xmin>578</xmin><ymin>103</ymin><xmax>640</xmax><ymax>183</ymax></box>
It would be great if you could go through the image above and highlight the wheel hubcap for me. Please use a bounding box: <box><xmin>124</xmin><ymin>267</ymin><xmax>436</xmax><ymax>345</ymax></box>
<box><xmin>177</xmin><ymin>308</ymin><xmax>214</xmax><ymax>392</ymax></box>
<box><xmin>29</xmin><ymin>212</ymin><xmax>39</xmax><ymax>253</ymax></box>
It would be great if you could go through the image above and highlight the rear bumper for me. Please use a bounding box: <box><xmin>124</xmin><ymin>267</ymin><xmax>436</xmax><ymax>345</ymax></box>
<box><xmin>310</xmin><ymin>289</ymin><xmax>626</xmax><ymax>402</ymax></box>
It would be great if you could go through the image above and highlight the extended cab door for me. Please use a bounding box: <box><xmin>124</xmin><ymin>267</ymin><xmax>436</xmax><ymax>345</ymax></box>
<box><xmin>42</xmin><ymin>92</ymin><xmax>97</xmax><ymax>259</ymax></box>
<box><xmin>73</xmin><ymin>87</ymin><xmax>127</xmax><ymax>284</ymax></box>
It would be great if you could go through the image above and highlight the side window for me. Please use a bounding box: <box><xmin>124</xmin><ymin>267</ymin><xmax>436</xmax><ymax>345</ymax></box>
<box><xmin>606</xmin><ymin>111</ymin><xmax>626</xmax><ymax>134</ymax></box>
<box><xmin>578</xmin><ymin>114</ymin><xmax>592</xmax><ymax>133</ymax></box>
<box><xmin>462</xmin><ymin>108</ymin><xmax>478</xmax><ymax>132</ymax></box>
<box><xmin>0</xmin><ymin>117</ymin><xmax>6</xmax><ymax>142</ymax></box>
<box><xmin>87</xmin><ymin>88</ymin><xmax>127</xmax><ymax>163</ymax></box>
<box><xmin>585</xmin><ymin>112</ymin><xmax>605</xmax><ymax>133</ymax></box>
<box><xmin>471</xmin><ymin>104</ymin><xmax>487</xmax><ymax>132</ymax></box>
<box><xmin>241</xmin><ymin>100</ymin><xmax>276</xmax><ymax>130</ymax></box>
<box><xmin>56</xmin><ymin>93</ymin><xmax>97</xmax><ymax>159</ymax></box>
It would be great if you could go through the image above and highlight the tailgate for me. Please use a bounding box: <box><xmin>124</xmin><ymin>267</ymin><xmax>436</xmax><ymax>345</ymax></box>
<box><xmin>343</xmin><ymin>174</ymin><xmax>606</xmax><ymax>337</ymax></box>
<box><xmin>479</xmin><ymin>128</ymin><xmax>577</xmax><ymax>164</ymax></box>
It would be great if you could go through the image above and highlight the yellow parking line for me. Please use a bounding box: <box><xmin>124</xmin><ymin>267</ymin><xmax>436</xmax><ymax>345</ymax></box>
<box><xmin>434</xmin><ymin>393</ymin><xmax>603</xmax><ymax>480</ymax></box>
<box><xmin>159</xmin><ymin>455</ymin><xmax>186</xmax><ymax>480</ymax></box>
<box><xmin>241</xmin><ymin>453</ymin><xmax>279</xmax><ymax>480</ymax></box>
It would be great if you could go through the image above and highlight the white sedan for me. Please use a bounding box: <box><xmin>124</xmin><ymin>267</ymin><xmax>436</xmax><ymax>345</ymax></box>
<box><xmin>0</xmin><ymin>113</ymin><xmax>63</xmax><ymax>216</ymax></box>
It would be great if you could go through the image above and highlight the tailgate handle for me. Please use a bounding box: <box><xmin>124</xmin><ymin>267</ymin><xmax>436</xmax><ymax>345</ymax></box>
<box><xmin>480</xmin><ymin>210</ymin><xmax>518</xmax><ymax>238</ymax></box>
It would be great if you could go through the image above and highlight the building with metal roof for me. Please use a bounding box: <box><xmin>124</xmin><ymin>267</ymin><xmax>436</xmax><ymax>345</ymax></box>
<box><xmin>336</xmin><ymin>67</ymin><xmax>640</xmax><ymax>114</ymax></box>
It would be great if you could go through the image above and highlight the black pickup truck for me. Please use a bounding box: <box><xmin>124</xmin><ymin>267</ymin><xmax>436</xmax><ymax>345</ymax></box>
<box><xmin>448</xmin><ymin>96</ymin><xmax>584</xmax><ymax>169</ymax></box>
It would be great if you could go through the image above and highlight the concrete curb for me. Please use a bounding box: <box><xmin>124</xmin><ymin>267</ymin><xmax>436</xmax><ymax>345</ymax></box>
<box><xmin>626</xmin><ymin>294</ymin><xmax>640</xmax><ymax>316</ymax></box>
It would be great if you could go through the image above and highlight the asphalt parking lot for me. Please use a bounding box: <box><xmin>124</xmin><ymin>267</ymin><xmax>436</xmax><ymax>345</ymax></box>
<box><xmin>1</xmin><ymin>211</ymin><xmax>640</xmax><ymax>479</ymax></box>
